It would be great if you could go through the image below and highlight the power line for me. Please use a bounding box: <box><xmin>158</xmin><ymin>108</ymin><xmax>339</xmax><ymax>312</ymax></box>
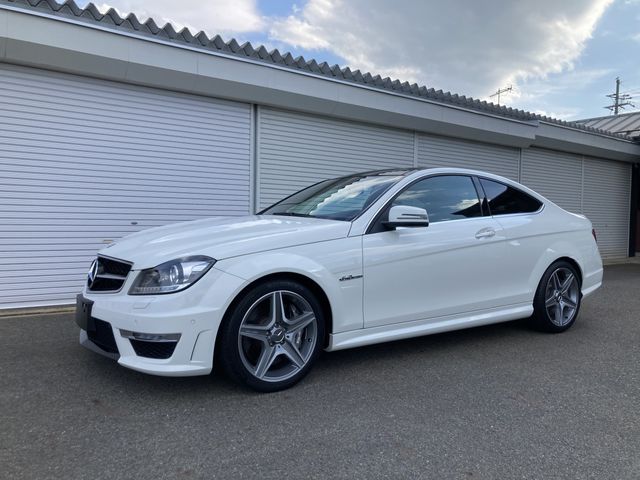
<box><xmin>620</xmin><ymin>85</ymin><xmax>640</xmax><ymax>95</ymax></box>
<box><xmin>605</xmin><ymin>77</ymin><xmax>634</xmax><ymax>114</ymax></box>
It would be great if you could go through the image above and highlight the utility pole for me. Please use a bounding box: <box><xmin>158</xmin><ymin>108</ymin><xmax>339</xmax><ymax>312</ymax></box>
<box><xmin>605</xmin><ymin>77</ymin><xmax>634</xmax><ymax>114</ymax></box>
<box><xmin>490</xmin><ymin>85</ymin><xmax>512</xmax><ymax>105</ymax></box>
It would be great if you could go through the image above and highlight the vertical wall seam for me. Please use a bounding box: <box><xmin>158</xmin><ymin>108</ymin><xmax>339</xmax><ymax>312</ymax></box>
<box><xmin>627</xmin><ymin>163</ymin><xmax>632</xmax><ymax>255</ymax></box>
<box><xmin>518</xmin><ymin>148</ymin><xmax>523</xmax><ymax>183</ymax></box>
<box><xmin>248</xmin><ymin>104</ymin><xmax>256</xmax><ymax>214</ymax></box>
<box><xmin>253</xmin><ymin>104</ymin><xmax>260</xmax><ymax>213</ymax></box>
<box><xmin>0</xmin><ymin>9</ymin><xmax>7</xmax><ymax>60</ymax></box>
<box><xmin>413</xmin><ymin>131</ymin><xmax>418</xmax><ymax>167</ymax></box>
<box><xmin>580</xmin><ymin>156</ymin><xmax>585</xmax><ymax>214</ymax></box>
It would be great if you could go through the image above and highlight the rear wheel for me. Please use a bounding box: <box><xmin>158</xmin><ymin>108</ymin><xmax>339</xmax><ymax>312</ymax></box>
<box><xmin>530</xmin><ymin>261</ymin><xmax>581</xmax><ymax>332</ymax></box>
<box><xmin>219</xmin><ymin>280</ymin><xmax>325</xmax><ymax>392</ymax></box>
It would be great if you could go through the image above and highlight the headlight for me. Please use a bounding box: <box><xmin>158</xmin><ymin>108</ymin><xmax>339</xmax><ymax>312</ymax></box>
<box><xmin>128</xmin><ymin>256</ymin><xmax>216</xmax><ymax>295</ymax></box>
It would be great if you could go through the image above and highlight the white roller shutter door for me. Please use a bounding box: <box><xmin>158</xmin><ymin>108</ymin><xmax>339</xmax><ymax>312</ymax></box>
<box><xmin>0</xmin><ymin>64</ymin><xmax>251</xmax><ymax>309</ymax></box>
<box><xmin>257</xmin><ymin>108</ymin><xmax>415</xmax><ymax>209</ymax></box>
<box><xmin>417</xmin><ymin>134</ymin><xmax>520</xmax><ymax>181</ymax></box>
<box><xmin>521</xmin><ymin>148</ymin><xmax>582</xmax><ymax>213</ymax></box>
<box><xmin>520</xmin><ymin>148</ymin><xmax>630</xmax><ymax>259</ymax></box>
<box><xmin>583</xmin><ymin>157</ymin><xmax>631</xmax><ymax>259</ymax></box>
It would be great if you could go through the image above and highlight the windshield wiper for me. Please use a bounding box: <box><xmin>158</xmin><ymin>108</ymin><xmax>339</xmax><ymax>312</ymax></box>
<box><xmin>270</xmin><ymin>212</ymin><xmax>313</xmax><ymax>217</ymax></box>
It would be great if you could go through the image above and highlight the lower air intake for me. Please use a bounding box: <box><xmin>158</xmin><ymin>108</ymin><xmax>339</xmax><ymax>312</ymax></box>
<box><xmin>130</xmin><ymin>340</ymin><xmax>177</xmax><ymax>359</ymax></box>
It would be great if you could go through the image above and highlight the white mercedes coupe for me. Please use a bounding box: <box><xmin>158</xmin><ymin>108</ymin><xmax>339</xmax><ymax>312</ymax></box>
<box><xmin>76</xmin><ymin>168</ymin><xmax>603</xmax><ymax>391</ymax></box>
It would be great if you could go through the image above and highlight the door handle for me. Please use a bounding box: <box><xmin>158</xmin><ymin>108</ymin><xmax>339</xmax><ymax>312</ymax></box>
<box><xmin>475</xmin><ymin>228</ymin><xmax>496</xmax><ymax>239</ymax></box>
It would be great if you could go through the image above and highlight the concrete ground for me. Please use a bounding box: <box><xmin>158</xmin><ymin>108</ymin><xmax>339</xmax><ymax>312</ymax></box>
<box><xmin>1</xmin><ymin>264</ymin><xmax>639</xmax><ymax>480</ymax></box>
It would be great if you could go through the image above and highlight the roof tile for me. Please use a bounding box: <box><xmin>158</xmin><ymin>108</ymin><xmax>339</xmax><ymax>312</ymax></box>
<box><xmin>59</xmin><ymin>0</ymin><xmax>80</xmax><ymax>16</ymax></box>
<box><xmin>194</xmin><ymin>31</ymin><xmax>208</xmax><ymax>46</ymax></box>
<box><xmin>82</xmin><ymin>2</ymin><xmax>102</xmax><ymax>20</ymax></box>
<box><xmin>240</xmin><ymin>41</ymin><xmax>254</xmax><ymax>57</ymax></box>
<box><xmin>161</xmin><ymin>23</ymin><xmax>177</xmax><ymax>40</ymax></box>
<box><xmin>177</xmin><ymin>27</ymin><xmax>192</xmax><ymax>43</ymax></box>
<box><xmin>226</xmin><ymin>38</ymin><xmax>241</xmax><ymax>53</ymax></box>
<box><xmin>257</xmin><ymin>45</ymin><xmax>269</xmax><ymax>60</ymax></box>
<box><xmin>319</xmin><ymin>62</ymin><xmax>332</xmax><ymax>75</ymax></box>
<box><xmin>123</xmin><ymin>12</ymin><xmax>141</xmax><ymax>31</ymax></box>
<box><xmin>105</xmin><ymin>7</ymin><xmax>122</xmax><ymax>25</ymax></box>
<box><xmin>143</xmin><ymin>18</ymin><xmax>160</xmax><ymax>34</ymax></box>
<box><xmin>209</xmin><ymin>34</ymin><xmax>225</xmax><ymax>51</ymax></box>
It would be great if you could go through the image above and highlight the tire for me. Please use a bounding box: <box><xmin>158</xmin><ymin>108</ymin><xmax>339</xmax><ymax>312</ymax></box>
<box><xmin>218</xmin><ymin>279</ymin><xmax>325</xmax><ymax>392</ymax></box>
<box><xmin>530</xmin><ymin>260</ymin><xmax>582</xmax><ymax>333</ymax></box>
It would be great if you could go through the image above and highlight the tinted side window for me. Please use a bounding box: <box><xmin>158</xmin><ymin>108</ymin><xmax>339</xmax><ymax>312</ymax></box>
<box><xmin>480</xmin><ymin>179</ymin><xmax>542</xmax><ymax>215</ymax></box>
<box><xmin>392</xmin><ymin>175</ymin><xmax>482</xmax><ymax>223</ymax></box>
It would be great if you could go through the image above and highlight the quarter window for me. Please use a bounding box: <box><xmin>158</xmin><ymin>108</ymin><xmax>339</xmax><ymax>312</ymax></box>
<box><xmin>392</xmin><ymin>175</ymin><xmax>482</xmax><ymax>223</ymax></box>
<box><xmin>480</xmin><ymin>178</ymin><xmax>542</xmax><ymax>215</ymax></box>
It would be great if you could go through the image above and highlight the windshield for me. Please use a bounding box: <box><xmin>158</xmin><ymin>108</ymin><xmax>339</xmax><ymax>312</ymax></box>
<box><xmin>261</xmin><ymin>173</ymin><xmax>404</xmax><ymax>221</ymax></box>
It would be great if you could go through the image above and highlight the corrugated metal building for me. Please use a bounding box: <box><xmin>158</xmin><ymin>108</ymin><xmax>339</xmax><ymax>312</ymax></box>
<box><xmin>1</xmin><ymin>0</ymin><xmax>639</xmax><ymax>310</ymax></box>
<box><xmin>579</xmin><ymin>111</ymin><xmax>640</xmax><ymax>140</ymax></box>
<box><xmin>578</xmin><ymin>111</ymin><xmax>640</xmax><ymax>254</ymax></box>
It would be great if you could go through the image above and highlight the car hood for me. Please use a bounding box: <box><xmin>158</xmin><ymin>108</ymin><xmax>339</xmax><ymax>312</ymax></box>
<box><xmin>99</xmin><ymin>215</ymin><xmax>351</xmax><ymax>269</ymax></box>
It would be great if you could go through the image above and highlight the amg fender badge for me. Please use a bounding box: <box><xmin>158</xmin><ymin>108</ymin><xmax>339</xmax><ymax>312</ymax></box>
<box><xmin>339</xmin><ymin>274</ymin><xmax>363</xmax><ymax>282</ymax></box>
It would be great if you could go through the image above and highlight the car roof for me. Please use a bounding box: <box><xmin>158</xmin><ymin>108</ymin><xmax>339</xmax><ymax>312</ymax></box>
<box><xmin>354</xmin><ymin>167</ymin><xmax>508</xmax><ymax>180</ymax></box>
<box><xmin>354</xmin><ymin>166</ymin><xmax>516</xmax><ymax>176</ymax></box>
<box><xmin>353</xmin><ymin>167</ymin><xmax>546</xmax><ymax>201</ymax></box>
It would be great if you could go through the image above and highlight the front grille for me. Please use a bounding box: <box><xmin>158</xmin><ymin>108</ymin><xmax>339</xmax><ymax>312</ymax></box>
<box><xmin>130</xmin><ymin>340</ymin><xmax>177</xmax><ymax>359</ymax></box>
<box><xmin>88</xmin><ymin>256</ymin><xmax>132</xmax><ymax>292</ymax></box>
<box><xmin>87</xmin><ymin>318</ymin><xmax>119</xmax><ymax>354</ymax></box>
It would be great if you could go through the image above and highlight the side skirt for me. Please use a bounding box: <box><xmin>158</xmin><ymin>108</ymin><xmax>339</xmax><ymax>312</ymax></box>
<box><xmin>327</xmin><ymin>304</ymin><xmax>533</xmax><ymax>351</ymax></box>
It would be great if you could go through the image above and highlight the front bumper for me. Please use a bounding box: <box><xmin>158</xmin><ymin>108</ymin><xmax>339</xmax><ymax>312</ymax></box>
<box><xmin>77</xmin><ymin>266</ymin><xmax>246</xmax><ymax>377</ymax></box>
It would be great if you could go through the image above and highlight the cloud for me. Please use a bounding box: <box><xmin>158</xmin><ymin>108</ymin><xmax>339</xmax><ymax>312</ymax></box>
<box><xmin>269</xmin><ymin>15</ymin><xmax>331</xmax><ymax>50</ymax></box>
<box><xmin>85</xmin><ymin>0</ymin><xmax>264</xmax><ymax>35</ymax></box>
<box><xmin>81</xmin><ymin>0</ymin><xmax>616</xmax><ymax>114</ymax></box>
<box><xmin>507</xmin><ymin>67</ymin><xmax>614</xmax><ymax>120</ymax></box>
<box><xmin>512</xmin><ymin>68</ymin><xmax>613</xmax><ymax>101</ymax></box>
<box><xmin>268</xmin><ymin>0</ymin><xmax>614</xmax><ymax>99</ymax></box>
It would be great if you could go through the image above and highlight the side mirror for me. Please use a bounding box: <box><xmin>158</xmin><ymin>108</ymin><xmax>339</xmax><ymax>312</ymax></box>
<box><xmin>384</xmin><ymin>205</ymin><xmax>429</xmax><ymax>229</ymax></box>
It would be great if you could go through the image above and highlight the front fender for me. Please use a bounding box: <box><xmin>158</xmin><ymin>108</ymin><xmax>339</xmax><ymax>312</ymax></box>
<box><xmin>213</xmin><ymin>237</ymin><xmax>364</xmax><ymax>334</ymax></box>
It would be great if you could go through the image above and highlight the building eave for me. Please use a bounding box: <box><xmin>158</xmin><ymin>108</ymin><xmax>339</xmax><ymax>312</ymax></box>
<box><xmin>533</xmin><ymin>122</ymin><xmax>640</xmax><ymax>161</ymax></box>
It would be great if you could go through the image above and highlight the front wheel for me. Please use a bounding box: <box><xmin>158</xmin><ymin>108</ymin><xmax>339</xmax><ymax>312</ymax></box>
<box><xmin>530</xmin><ymin>261</ymin><xmax>582</xmax><ymax>333</ymax></box>
<box><xmin>218</xmin><ymin>280</ymin><xmax>325</xmax><ymax>392</ymax></box>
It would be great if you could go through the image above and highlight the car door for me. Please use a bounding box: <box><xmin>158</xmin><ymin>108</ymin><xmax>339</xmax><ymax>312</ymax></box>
<box><xmin>362</xmin><ymin>174</ymin><xmax>508</xmax><ymax>328</ymax></box>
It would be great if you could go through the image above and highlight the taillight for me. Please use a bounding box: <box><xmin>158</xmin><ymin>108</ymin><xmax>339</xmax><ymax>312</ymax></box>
<box><xmin>592</xmin><ymin>228</ymin><xmax>597</xmax><ymax>243</ymax></box>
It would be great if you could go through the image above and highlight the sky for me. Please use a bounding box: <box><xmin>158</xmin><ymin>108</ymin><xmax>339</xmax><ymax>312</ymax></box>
<box><xmin>78</xmin><ymin>0</ymin><xmax>640</xmax><ymax>121</ymax></box>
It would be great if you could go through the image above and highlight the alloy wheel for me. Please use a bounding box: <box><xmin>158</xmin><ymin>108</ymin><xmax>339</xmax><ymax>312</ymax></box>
<box><xmin>237</xmin><ymin>290</ymin><xmax>318</xmax><ymax>382</ymax></box>
<box><xmin>544</xmin><ymin>267</ymin><xmax>580</xmax><ymax>327</ymax></box>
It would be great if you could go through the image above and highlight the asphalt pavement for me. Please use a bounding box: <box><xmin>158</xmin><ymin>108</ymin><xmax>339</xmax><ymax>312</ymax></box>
<box><xmin>2</xmin><ymin>264</ymin><xmax>639</xmax><ymax>479</ymax></box>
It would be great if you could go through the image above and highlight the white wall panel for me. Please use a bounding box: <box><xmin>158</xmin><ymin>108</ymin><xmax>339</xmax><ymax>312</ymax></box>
<box><xmin>521</xmin><ymin>148</ymin><xmax>630</xmax><ymax>259</ymax></box>
<box><xmin>0</xmin><ymin>64</ymin><xmax>251</xmax><ymax>309</ymax></box>
<box><xmin>583</xmin><ymin>157</ymin><xmax>631</xmax><ymax>259</ymax></box>
<box><xmin>0</xmin><ymin>64</ymin><xmax>633</xmax><ymax>310</ymax></box>
<box><xmin>521</xmin><ymin>148</ymin><xmax>583</xmax><ymax>213</ymax></box>
<box><xmin>417</xmin><ymin>134</ymin><xmax>520</xmax><ymax>181</ymax></box>
<box><xmin>257</xmin><ymin>108</ymin><xmax>415</xmax><ymax>209</ymax></box>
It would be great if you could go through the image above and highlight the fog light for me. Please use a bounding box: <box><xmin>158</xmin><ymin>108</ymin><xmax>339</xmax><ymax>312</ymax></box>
<box><xmin>120</xmin><ymin>330</ymin><xmax>181</xmax><ymax>342</ymax></box>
